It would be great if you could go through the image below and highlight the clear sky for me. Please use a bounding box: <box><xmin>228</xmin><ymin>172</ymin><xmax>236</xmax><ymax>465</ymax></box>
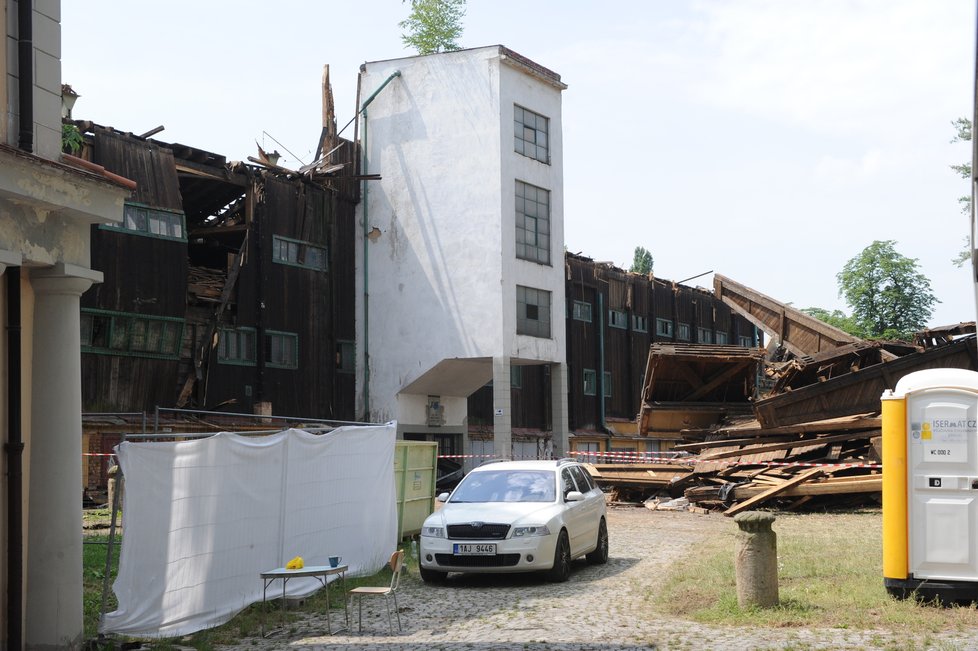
<box><xmin>62</xmin><ymin>1</ymin><xmax>977</xmax><ymax>328</ymax></box>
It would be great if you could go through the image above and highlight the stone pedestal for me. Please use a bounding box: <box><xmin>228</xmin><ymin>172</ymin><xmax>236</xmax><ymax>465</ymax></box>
<box><xmin>733</xmin><ymin>511</ymin><xmax>779</xmax><ymax>608</ymax></box>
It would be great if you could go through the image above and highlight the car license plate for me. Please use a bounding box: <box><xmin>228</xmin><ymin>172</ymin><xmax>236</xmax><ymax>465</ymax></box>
<box><xmin>453</xmin><ymin>543</ymin><xmax>496</xmax><ymax>555</ymax></box>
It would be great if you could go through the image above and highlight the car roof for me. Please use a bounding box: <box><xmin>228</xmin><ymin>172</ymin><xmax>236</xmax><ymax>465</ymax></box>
<box><xmin>469</xmin><ymin>459</ymin><xmax>576</xmax><ymax>473</ymax></box>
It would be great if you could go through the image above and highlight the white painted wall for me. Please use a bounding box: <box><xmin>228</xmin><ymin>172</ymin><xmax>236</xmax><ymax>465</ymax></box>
<box><xmin>357</xmin><ymin>46</ymin><xmax>567</xmax><ymax>429</ymax></box>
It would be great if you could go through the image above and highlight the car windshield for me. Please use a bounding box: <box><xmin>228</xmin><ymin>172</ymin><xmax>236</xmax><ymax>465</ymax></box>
<box><xmin>450</xmin><ymin>469</ymin><xmax>556</xmax><ymax>503</ymax></box>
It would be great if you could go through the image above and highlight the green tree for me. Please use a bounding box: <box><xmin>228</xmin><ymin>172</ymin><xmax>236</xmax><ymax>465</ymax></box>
<box><xmin>837</xmin><ymin>240</ymin><xmax>938</xmax><ymax>340</ymax></box>
<box><xmin>629</xmin><ymin>246</ymin><xmax>653</xmax><ymax>275</ymax></box>
<box><xmin>801</xmin><ymin>307</ymin><xmax>866</xmax><ymax>338</ymax></box>
<box><xmin>951</xmin><ymin>117</ymin><xmax>971</xmax><ymax>267</ymax></box>
<box><xmin>400</xmin><ymin>0</ymin><xmax>465</xmax><ymax>55</ymax></box>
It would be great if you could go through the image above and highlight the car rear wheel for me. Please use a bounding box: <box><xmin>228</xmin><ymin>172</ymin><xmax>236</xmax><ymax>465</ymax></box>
<box><xmin>586</xmin><ymin>518</ymin><xmax>609</xmax><ymax>565</ymax></box>
<box><xmin>420</xmin><ymin>566</ymin><xmax>447</xmax><ymax>584</ymax></box>
<box><xmin>547</xmin><ymin>530</ymin><xmax>571</xmax><ymax>582</ymax></box>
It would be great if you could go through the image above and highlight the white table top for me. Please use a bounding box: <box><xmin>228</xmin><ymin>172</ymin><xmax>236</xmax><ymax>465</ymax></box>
<box><xmin>261</xmin><ymin>564</ymin><xmax>348</xmax><ymax>579</ymax></box>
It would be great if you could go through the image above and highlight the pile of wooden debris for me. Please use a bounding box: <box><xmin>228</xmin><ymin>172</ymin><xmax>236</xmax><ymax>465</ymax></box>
<box><xmin>586</xmin><ymin>274</ymin><xmax>977</xmax><ymax>515</ymax></box>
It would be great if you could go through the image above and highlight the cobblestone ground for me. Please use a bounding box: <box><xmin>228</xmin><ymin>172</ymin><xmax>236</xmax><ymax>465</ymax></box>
<box><xmin>222</xmin><ymin>508</ymin><xmax>978</xmax><ymax>651</ymax></box>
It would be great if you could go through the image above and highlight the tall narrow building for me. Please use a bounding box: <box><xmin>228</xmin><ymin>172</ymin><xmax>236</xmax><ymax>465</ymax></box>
<box><xmin>357</xmin><ymin>46</ymin><xmax>568</xmax><ymax>459</ymax></box>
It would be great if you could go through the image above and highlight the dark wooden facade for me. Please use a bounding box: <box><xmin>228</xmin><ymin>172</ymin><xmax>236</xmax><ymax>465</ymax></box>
<box><xmin>467</xmin><ymin>254</ymin><xmax>760</xmax><ymax>434</ymax></box>
<box><xmin>80</xmin><ymin>127</ymin><xmax>358</xmax><ymax>420</ymax></box>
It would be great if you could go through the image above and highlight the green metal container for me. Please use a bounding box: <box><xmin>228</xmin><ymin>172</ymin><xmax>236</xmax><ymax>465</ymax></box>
<box><xmin>394</xmin><ymin>441</ymin><xmax>437</xmax><ymax>539</ymax></box>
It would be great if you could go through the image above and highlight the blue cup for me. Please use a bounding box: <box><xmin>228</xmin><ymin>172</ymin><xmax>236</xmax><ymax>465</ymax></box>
<box><xmin>329</xmin><ymin>555</ymin><xmax>341</xmax><ymax>568</ymax></box>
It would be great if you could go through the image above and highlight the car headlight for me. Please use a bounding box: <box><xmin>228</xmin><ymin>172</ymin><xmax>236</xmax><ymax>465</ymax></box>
<box><xmin>421</xmin><ymin>525</ymin><xmax>446</xmax><ymax>538</ymax></box>
<box><xmin>512</xmin><ymin>525</ymin><xmax>551</xmax><ymax>537</ymax></box>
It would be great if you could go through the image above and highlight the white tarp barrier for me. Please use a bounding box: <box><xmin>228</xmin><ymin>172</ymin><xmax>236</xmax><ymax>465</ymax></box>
<box><xmin>100</xmin><ymin>423</ymin><xmax>398</xmax><ymax>637</ymax></box>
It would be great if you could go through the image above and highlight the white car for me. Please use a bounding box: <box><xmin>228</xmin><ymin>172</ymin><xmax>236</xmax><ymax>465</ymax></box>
<box><xmin>418</xmin><ymin>458</ymin><xmax>609</xmax><ymax>583</ymax></box>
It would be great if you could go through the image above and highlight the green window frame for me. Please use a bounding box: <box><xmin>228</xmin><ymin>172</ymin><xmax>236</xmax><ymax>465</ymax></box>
<box><xmin>583</xmin><ymin>369</ymin><xmax>597</xmax><ymax>396</ymax></box>
<box><xmin>81</xmin><ymin>309</ymin><xmax>184</xmax><ymax>359</ymax></box>
<box><xmin>632</xmin><ymin>315</ymin><xmax>649</xmax><ymax>333</ymax></box>
<box><xmin>677</xmin><ymin>322</ymin><xmax>691</xmax><ymax>341</ymax></box>
<box><xmin>514</xmin><ymin>104</ymin><xmax>550</xmax><ymax>164</ymax></box>
<box><xmin>266</xmin><ymin>330</ymin><xmax>298</xmax><ymax>369</ymax></box>
<box><xmin>515</xmin><ymin>180</ymin><xmax>551</xmax><ymax>265</ymax></box>
<box><xmin>609</xmin><ymin>309</ymin><xmax>627</xmax><ymax>329</ymax></box>
<box><xmin>511</xmin><ymin>365</ymin><xmax>523</xmax><ymax>389</ymax></box>
<box><xmin>100</xmin><ymin>202</ymin><xmax>187</xmax><ymax>242</ymax></box>
<box><xmin>517</xmin><ymin>285</ymin><xmax>551</xmax><ymax>338</ymax></box>
<box><xmin>572</xmin><ymin>300</ymin><xmax>592</xmax><ymax>322</ymax></box>
<box><xmin>739</xmin><ymin>335</ymin><xmax>754</xmax><ymax>347</ymax></box>
<box><xmin>715</xmin><ymin>331</ymin><xmax>728</xmax><ymax>344</ymax></box>
<box><xmin>656</xmin><ymin>318</ymin><xmax>674</xmax><ymax>337</ymax></box>
<box><xmin>698</xmin><ymin>327</ymin><xmax>714</xmax><ymax>344</ymax></box>
<box><xmin>337</xmin><ymin>340</ymin><xmax>355</xmax><ymax>374</ymax></box>
<box><xmin>272</xmin><ymin>235</ymin><xmax>328</xmax><ymax>271</ymax></box>
<box><xmin>603</xmin><ymin>371</ymin><xmax>612</xmax><ymax>397</ymax></box>
<box><xmin>218</xmin><ymin>328</ymin><xmax>298</xmax><ymax>369</ymax></box>
<box><xmin>218</xmin><ymin>327</ymin><xmax>257</xmax><ymax>365</ymax></box>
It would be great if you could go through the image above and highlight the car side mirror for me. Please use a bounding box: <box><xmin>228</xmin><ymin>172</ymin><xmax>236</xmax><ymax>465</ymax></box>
<box><xmin>565</xmin><ymin>490</ymin><xmax>584</xmax><ymax>502</ymax></box>
<box><xmin>437</xmin><ymin>492</ymin><xmax>450</xmax><ymax>502</ymax></box>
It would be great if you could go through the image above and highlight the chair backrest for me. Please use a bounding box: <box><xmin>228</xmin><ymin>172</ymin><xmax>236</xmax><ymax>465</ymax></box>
<box><xmin>388</xmin><ymin>549</ymin><xmax>405</xmax><ymax>592</ymax></box>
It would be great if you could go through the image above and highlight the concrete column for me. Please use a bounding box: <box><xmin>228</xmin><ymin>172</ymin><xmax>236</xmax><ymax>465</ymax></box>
<box><xmin>550</xmin><ymin>362</ymin><xmax>569</xmax><ymax>458</ymax></box>
<box><xmin>492</xmin><ymin>356</ymin><xmax>512</xmax><ymax>459</ymax></box>
<box><xmin>25</xmin><ymin>263</ymin><xmax>100</xmax><ymax>650</ymax></box>
<box><xmin>733</xmin><ymin>511</ymin><xmax>779</xmax><ymax>608</ymax></box>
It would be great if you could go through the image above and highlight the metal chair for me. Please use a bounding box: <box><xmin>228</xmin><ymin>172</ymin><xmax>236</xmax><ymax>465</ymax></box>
<box><xmin>348</xmin><ymin>549</ymin><xmax>405</xmax><ymax>633</ymax></box>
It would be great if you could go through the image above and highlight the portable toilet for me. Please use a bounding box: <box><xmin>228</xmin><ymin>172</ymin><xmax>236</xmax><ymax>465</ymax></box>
<box><xmin>882</xmin><ymin>367</ymin><xmax>978</xmax><ymax>602</ymax></box>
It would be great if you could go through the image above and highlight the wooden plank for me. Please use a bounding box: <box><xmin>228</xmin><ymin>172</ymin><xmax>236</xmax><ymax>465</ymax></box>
<box><xmin>697</xmin><ymin>432</ymin><xmax>871</xmax><ymax>461</ymax></box>
<box><xmin>712</xmin><ymin>414</ymin><xmax>882</xmax><ymax>437</ymax></box>
<box><xmin>724</xmin><ymin>468</ymin><xmax>823</xmax><ymax>516</ymax></box>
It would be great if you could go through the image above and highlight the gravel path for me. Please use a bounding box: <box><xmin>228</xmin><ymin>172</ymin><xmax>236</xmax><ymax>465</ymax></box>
<box><xmin>221</xmin><ymin>507</ymin><xmax>978</xmax><ymax>651</ymax></box>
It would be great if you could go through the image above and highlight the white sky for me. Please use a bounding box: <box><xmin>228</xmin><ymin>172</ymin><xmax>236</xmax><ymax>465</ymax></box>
<box><xmin>62</xmin><ymin>0</ymin><xmax>977</xmax><ymax>328</ymax></box>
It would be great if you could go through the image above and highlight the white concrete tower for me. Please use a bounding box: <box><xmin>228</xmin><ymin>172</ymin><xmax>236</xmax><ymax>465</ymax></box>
<box><xmin>356</xmin><ymin>46</ymin><xmax>568</xmax><ymax>459</ymax></box>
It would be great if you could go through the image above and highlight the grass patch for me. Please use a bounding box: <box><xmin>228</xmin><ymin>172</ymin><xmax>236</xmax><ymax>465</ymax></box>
<box><xmin>656</xmin><ymin>509</ymin><xmax>978</xmax><ymax>634</ymax></box>
<box><xmin>83</xmin><ymin>535</ymin><xmax>120</xmax><ymax>639</ymax></box>
<box><xmin>84</xmin><ymin>535</ymin><xmax>409</xmax><ymax>649</ymax></box>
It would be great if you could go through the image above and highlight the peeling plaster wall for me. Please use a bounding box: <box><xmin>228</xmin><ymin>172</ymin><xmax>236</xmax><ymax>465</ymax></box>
<box><xmin>358</xmin><ymin>46</ymin><xmax>566</xmax><ymax>427</ymax></box>
<box><xmin>0</xmin><ymin>198</ymin><xmax>91</xmax><ymax>268</ymax></box>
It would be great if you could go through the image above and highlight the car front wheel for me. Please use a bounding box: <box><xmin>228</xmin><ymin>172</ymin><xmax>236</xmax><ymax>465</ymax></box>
<box><xmin>420</xmin><ymin>566</ymin><xmax>447</xmax><ymax>584</ymax></box>
<box><xmin>546</xmin><ymin>530</ymin><xmax>571</xmax><ymax>582</ymax></box>
<box><xmin>586</xmin><ymin>518</ymin><xmax>609</xmax><ymax>565</ymax></box>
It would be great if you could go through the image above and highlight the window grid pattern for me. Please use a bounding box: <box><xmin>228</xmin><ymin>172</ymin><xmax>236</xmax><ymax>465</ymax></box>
<box><xmin>266</xmin><ymin>331</ymin><xmax>299</xmax><ymax>369</ymax></box>
<box><xmin>515</xmin><ymin>181</ymin><xmax>551</xmax><ymax>265</ymax></box>
<box><xmin>218</xmin><ymin>328</ymin><xmax>257</xmax><ymax>365</ymax></box>
<box><xmin>218</xmin><ymin>328</ymin><xmax>299</xmax><ymax>369</ymax></box>
<box><xmin>656</xmin><ymin>318</ymin><xmax>674</xmax><ymax>337</ymax></box>
<box><xmin>715</xmin><ymin>331</ymin><xmax>728</xmax><ymax>345</ymax></box>
<box><xmin>517</xmin><ymin>285</ymin><xmax>551</xmax><ymax>338</ymax></box>
<box><xmin>81</xmin><ymin>309</ymin><xmax>184</xmax><ymax>359</ymax></box>
<box><xmin>698</xmin><ymin>327</ymin><xmax>714</xmax><ymax>344</ymax></box>
<box><xmin>583</xmin><ymin>369</ymin><xmax>597</xmax><ymax>396</ymax></box>
<box><xmin>272</xmin><ymin>235</ymin><xmax>328</xmax><ymax>271</ymax></box>
<box><xmin>632</xmin><ymin>315</ymin><xmax>648</xmax><ymax>332</ymax></box>
<box><xmin>608</xmin><ymin>309</ymin><xmax>627</xmax><ymax>329</ymax></box>
<box><xmin>102</xmin><ymin>203</ymin><xmax>187</xmax><ymax>241</ymax></box>
<box><xmin>572</xmin><ymin>300</ymin><xmax>592</xmax><ymax>322</ymax></box>
<box><xmin>511</xmin><ymin>365</ymin><xmax>523</xmax><ymax>389</ymax></box>
<box><xmin>739</xmin><ymin>335</ymin><xmax>754</xmax><ymax>348</ymax></box>
<box><xmin>575</xmin><ymin>441</ymin><xmax>600</xmax><ymax>464</ymax></box>
<box><xmin>514</xmin><ymin>105</ymin><xmax>550</xmax><ymax>163</ymax></box>
<box><xmin>677</xmin><ymin>323</ymin><xmax>691</xmax><ymax>341</ymax></box>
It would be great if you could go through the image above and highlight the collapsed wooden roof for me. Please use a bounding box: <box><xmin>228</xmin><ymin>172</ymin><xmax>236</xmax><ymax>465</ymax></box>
<box><xmin>600</xmin><ymin>274</ymin><xmax>978</xmax><ymax>512</ymax></box>
<box><xmin>638</xmin><ymin>343</ymin><xmax>764</xmax><ymax>436</ymax></box>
